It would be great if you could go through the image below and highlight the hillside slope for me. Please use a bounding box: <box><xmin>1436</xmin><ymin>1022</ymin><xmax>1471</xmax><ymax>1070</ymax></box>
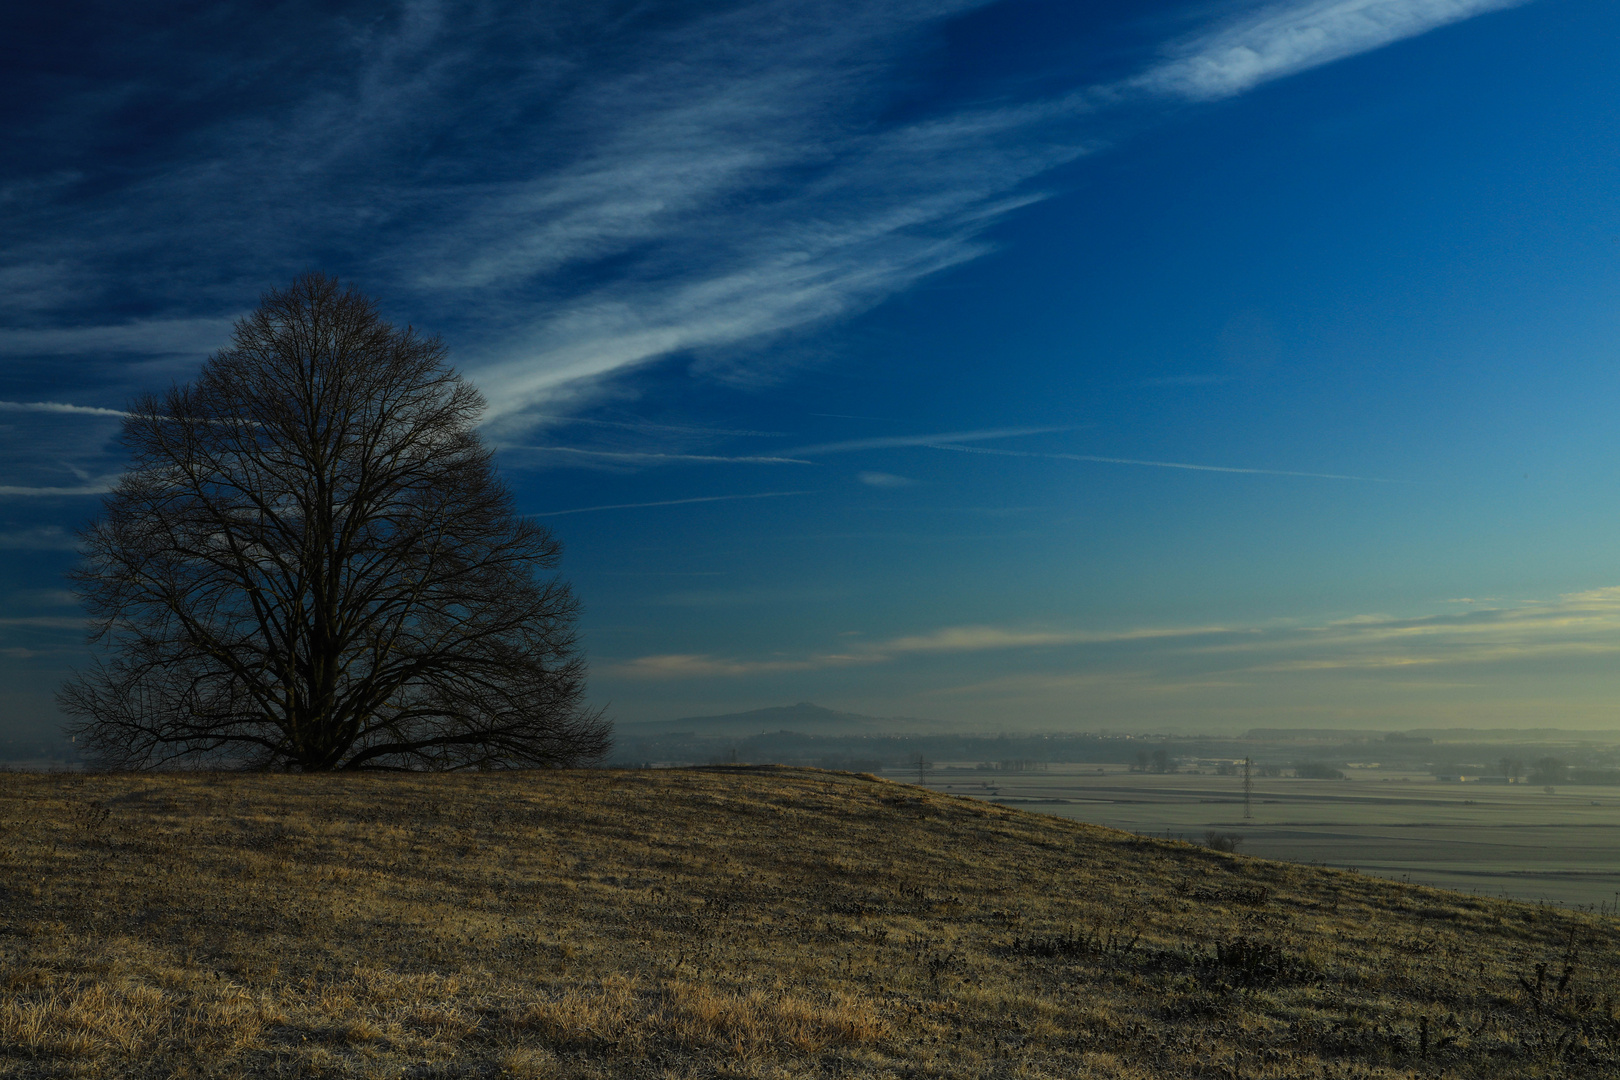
<box><xmin>1</xmin><ymin>767</ymin><xmax>1616</xmax><ymax>1078</ymax></box>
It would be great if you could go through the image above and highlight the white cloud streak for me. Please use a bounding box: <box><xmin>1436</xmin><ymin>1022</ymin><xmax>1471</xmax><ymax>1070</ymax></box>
<box><xmin>0</xmin><ymin>480</ymin><xmax>118</xmax><ymax>498</ymax></box>
<box><xmin>928</xmin><ymin>442</ymin><xmax>1395</xmax><ymax>482</ymax></box>
<box><xmin>611</xmin><ymin>653</ymin><xmax>839</xmax><ymax>678</ymax></box>
<box><xmin>1</xmin><ymin>0</ymin><xmax>1528</xmax><ymax>431</ymax></box>
<box><xmin>878</xmin><ymin>623</ymin><xmax>1236</xmax><ymax>654</ymax></box>
<box><xmin>612</xmin><ymin>621</ymin><xmax>1235</xmax><ymax>678</ymax></box>
<box><xmin>459</xmin><ymin>0</ymin><xmax>1527</xmax><ymax>421</ymax></box>
<box><xmin>1135</xmin><ymin>0</ymin><xmax>1530</xmax><ymax>101</ymax></box>
<box><xmin>0</xmin><ymin>317</ymin><xmax>237</xmax><ymax>358</ymax></box>
<box><xmin>608</xmin><ymin>587</ymin><xmax>1620</xmax><ymax>682</ymax></box>
<box><xmin>526</xmin><ymin>415</ymin><xmax>784</xmax><ymax>438</ymax></box>
<box><xmin>0</xmin><ymin>400</ymin><xmax>126</xmax><ymax>418</ymax></box>
<box><xmin>513</xmin><ymin>446</ymin><xmax>812</xmax><ymax>465</ymax></box>
<box><xmin>0</xmin><ymin>616</ymin><xmax>85</xmax><ymax>630</ymax></box>
<box><xmin>392</xmin><ymin>1</ymin><xmax>1090</xmax><ymax>421</ymax></box>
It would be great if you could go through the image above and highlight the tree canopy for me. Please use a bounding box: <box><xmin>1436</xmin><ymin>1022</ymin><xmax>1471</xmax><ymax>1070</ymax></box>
<box><xmin>61</xmin><ymin>274</ymin><xmax>610</xmax><ymax>770</ymax></box>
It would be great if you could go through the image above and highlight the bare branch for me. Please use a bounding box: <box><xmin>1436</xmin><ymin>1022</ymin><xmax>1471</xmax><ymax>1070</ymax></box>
<box><xmin>60</xmin><ymin>273</ymin><xmax>611</xmax><ymax>771</ymax></box>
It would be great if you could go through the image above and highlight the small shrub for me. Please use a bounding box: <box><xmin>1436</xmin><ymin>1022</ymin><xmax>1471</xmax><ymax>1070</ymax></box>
<box><xmin>1007</xmin><ymin>924</ymin><xmax>1141</xmax><ymax>962</ymax></box>
<box><xmin>1199</xmin><ymin>936</ymin><xmax>1317</xmax><ymax>989</ymax></box>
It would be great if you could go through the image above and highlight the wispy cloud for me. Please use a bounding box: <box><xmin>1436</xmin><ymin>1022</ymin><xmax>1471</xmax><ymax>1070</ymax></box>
<box><xmin>365</xmin><ymin>0</ymin><xmax>1087</xmax><ymax>422</ymax></box>
<box><xmin>1135</xmin><ymin>0</ymin><xmax>1530</xmax><ymax>101</ymax></box>
<box><xmin>0</xmin><ymin>526</ymin><xmax>79</xmax><ymax>551</ymax></box>
<box><xmin>611</xmin><ymin>620</ymin><xmax>1235</xmax><ymax>678</ymax></box>
<box><xmin>612</xmin><ymin>653</ymin><xmax>843</xmax><ymax>679</ymax></box>
<box><xmin>512</xmin><ymin>446</ymin><xmax>812</xmax><ymax>466</ymax></box>
<box><xmin>1218</xmin><ymin>588</ymin><xmax>1620</xmax><ymax>669</ymax></box>
<box><xmin>0</xmin><ymin>318</ymin><xmax>236</xmax><ymax>358</ymax></box>
<box><xmin>928</xmin><ymin>442</ymin><xmax>1395</xmax><ymax>482</ymax></box>
<box><xmin>785</xmin><ymin>426</ymin><xmax>1068</xmax><ymax>456</ymax></box>
<box><xmin>2</xmin><ymin>0</ymin><xmax>1528</xmax><ymax>427</ymax></box>
<box><xmin>532</xmin><ymin>490</ymin><xmax>816</xmax><ymax>517</ymax></box>
<box><xmin>0</xmin><ymin>616</ymin><xmax>85</xmax><ymax>630</ymax></box>
<box><xmin>9</xmin><ymin>589</ymin><xmax>80</xmax><ymax>608</ymax></box>
<box><xmin>0</xmin><ymin>400</ymin><xmax>126</xmax><ymax>417</ymax></box>
<box><xmin>0</xmin><ymin>480</ymin><xmax>118</xmax><ymax>498</ymax></box>
<box><xmin>878</xmin><ymin>626</ymin><xmax>1082</xmax><ymax>654</ymax></box>
<box><xmin>880</xmin><ymin>624</ymin><xmax>1235</xmax><ymax>654</ymax></box>
<box><xmin>526</xmin><ymin>415</ymin><xmax>784</xmax><ymax>438</ymax></box>
<box><xmin>1109</xmin><ymin>588</ymin><xmax>1620</xmax><ymax>674</ymax></box>
<box><xmin>609</xmin><ymin>587</ymin><xmax>1620</xmax><ymax>683</ymax></box>
<box><xmin>462</xmin><ymin>0</ymin><xmax>1528</xmax><ymax>418</ymax></box>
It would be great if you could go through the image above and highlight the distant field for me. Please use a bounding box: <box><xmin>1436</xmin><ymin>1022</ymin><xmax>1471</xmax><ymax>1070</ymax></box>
<box><xmin>934</xmin><ymin>765</ymin><xmax>1620</xmax><ymax>908</ymax></box>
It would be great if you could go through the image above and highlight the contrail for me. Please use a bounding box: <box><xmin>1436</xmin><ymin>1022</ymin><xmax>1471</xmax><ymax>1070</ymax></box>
<box><xmin>517</xmin><ymin>446</ymin><xmax>813</xmax><ymax>465</ymax></box>
<box><xmin>526</xmin><ymin>414</ymin><xmax>785</xmax><ymax>437</ymax></box>
<box><xmin>784</xmin><ymin>426</ymin><xmax>1069</xmax><ymax>456</ymax></box>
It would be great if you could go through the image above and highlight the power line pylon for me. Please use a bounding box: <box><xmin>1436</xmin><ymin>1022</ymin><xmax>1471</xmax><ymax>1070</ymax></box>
<box><xmin>1243</xmin><ymin>756</ymin><xmax>1253</xmax><ymax>821</ymax></box>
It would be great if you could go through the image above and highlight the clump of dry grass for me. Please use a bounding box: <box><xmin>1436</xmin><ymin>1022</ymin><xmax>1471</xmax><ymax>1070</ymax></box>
<box><xmin>2</xmin><ymin>765</ymin><xmax>1618</xmax><ymax>1078</ymax></box>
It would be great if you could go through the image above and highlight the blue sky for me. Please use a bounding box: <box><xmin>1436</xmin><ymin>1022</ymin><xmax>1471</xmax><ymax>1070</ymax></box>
<box><xmin>5</xmin><ymin>0</ymin><xmax>1620</xmax><ymax>739</ymax></box>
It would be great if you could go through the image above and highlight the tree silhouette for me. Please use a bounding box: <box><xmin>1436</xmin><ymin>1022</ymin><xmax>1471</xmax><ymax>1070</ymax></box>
<box><xmin>61</xmin><ymin>274</ymin><xmax>610</xmax><ymax>770</ymax></box>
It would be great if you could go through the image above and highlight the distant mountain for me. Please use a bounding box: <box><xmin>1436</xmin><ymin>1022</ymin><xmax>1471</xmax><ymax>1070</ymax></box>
<box><xmin>618</xmin><ymin>702</ymin><xmax>956</xmax><ymax>737</ymax></box>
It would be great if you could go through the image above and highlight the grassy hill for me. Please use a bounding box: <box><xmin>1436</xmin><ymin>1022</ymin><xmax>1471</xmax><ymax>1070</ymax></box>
<box><xmin>2</xmin><ymin>767</ymin><xmax>1617</xmax><ymax>1078</ymax></box>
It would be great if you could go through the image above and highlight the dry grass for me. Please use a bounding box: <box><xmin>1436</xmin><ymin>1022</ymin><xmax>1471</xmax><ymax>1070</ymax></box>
<box><xmin>2</xmin><ymin>765</ymin><xmax>1618</xmax><ymax>1078</ymax></box>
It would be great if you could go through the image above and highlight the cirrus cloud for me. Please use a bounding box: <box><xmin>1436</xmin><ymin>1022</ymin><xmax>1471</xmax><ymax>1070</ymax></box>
<box><xmin>1134</xmin><ymin>0</ymin><xmax>1530</xmax><ymax>102</ymax></box>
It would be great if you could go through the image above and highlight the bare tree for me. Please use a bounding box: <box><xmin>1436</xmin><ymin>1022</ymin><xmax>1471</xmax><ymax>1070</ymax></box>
<box><xmin>60</xmin><ymin>274</ymin><xmax>610</xmax><ymax>770</ymax></box>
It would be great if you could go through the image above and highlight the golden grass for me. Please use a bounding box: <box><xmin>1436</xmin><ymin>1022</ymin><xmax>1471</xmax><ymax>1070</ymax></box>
<box><xmin>2</xmin><ymin>765</ymin><xmax>1617</xmax><ymax>1077</ymax></box>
